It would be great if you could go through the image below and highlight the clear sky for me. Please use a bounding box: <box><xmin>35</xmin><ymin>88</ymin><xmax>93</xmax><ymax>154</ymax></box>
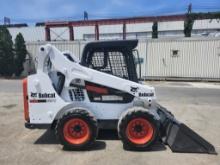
<box><xmin>0</xmin><ymin>0</ymin><xmax>219</xmax><ymax>24</ymax></box>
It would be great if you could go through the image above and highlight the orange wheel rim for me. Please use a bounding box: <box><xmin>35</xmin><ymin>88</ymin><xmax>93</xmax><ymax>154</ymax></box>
<box><xmin>63</xmin><ymin>118</ymin><xmax>90</xmax><ymax>145</ymax></box>
<box><xmin>126</xmin><ymin>118</ymin><xmax>154</xmax><ymax>145</ymax></box>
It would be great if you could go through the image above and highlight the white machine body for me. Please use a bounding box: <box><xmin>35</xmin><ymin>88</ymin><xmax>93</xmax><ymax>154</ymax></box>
<box><xmin>26</xmin><ymin>44</ymin><xmax>156</xmax><ymax>124</ymax></box>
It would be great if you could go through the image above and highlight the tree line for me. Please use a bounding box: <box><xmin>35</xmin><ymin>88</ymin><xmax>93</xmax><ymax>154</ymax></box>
<box><xmin>0</xmin><ymin>26</ymin><xmax>27</xmax><ymax>77</ymax></box>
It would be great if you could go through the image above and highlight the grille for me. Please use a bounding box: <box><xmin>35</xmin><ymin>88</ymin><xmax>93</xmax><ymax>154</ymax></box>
<box><xmin>69</xmin><ymin>87</ymin><xmax>85</xmax><ymax>101</ymax></box>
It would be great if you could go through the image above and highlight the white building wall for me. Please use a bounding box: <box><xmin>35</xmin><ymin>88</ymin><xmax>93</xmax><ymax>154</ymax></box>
<box><xmin>127</xmin><ymin>23</ymin><xmax>153</xmax><ymax>32</ymax></box>
<box><xmin>99</xmin><ymin>24</ymin><xmax>123</xmax><ymax>33</ymax></box>
<box><xmin>158</xmin><ymin>31</ymin><xmax>184</xmax><ymax>38</ymax></box>
<box><xmin>193</xmin><ymin>19</ymin><xmax>220</xmax><ymax>30</ymax></box>
<box><xmin>7</xmin><ymin>18</ymin><xmax>220</xmax><ymax>42</ymax></box>
<box><xmin>158</xmin><ymin>21</ymin><xmax>184</xmax><ymax>31</ymax></box>
<box><xmin>126</xmin><ymin>32</ymin><xmax>152</xmax><ymax>40</ymax></box>
<box><xmin>8</xmin><ymin>26</ymin><xmax>45</xmax><ymax>42</ymax></box>
<box><xmin>74</xmin><ymin>26</ymin><xmax>95</xmax><ymax>40</ymax></box>
<box><xmin>99</xmin><ymin>24</ymin><xmax>123</xmax><ymax>40</ymax></box>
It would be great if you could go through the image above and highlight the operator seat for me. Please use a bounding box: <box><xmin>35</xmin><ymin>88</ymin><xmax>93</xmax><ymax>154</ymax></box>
<box><xmin>49</xmin><ymin>71</ymin><xmax>65</xmax><ymax>95</ymax></box>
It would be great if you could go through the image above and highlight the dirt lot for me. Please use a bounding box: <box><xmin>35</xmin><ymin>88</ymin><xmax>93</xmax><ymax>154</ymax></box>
<box><xmin>0</xmin><ymin>79</ymin><xmax>220</xmax><ymax>165</ymax></box>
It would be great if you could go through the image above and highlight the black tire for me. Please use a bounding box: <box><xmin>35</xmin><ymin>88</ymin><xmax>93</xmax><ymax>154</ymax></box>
<box><xmin>118</xmin><ymin>107</ymin><xmax>159</xmax><ymax>151</ymax></box>
<box><xmin>55</xmin><ymin>108</ymin><xmax>98</xmax><ymax>150</ymax></box>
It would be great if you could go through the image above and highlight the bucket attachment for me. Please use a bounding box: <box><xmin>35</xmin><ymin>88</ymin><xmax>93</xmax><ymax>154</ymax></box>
<box><xmin>157</xmin><ymin>104</ymin><xmax>217</xmax><ymax>154</ymax></box>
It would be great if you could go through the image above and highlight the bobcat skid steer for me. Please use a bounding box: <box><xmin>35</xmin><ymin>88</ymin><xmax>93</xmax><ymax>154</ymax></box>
<box><xmin>23</xmin><ymin>40</ymin><xmax>216</xmax><ymax>154</ymax></box>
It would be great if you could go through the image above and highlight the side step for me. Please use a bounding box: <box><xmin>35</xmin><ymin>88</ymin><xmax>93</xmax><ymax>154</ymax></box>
<box><xmin>157</xmin><ymin>104</ymin><xmax>217</xmax><ymax>154</ymax></box>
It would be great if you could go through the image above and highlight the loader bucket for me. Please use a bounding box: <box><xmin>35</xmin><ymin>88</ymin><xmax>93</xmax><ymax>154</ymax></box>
<box><xmin>157</xmin><ymin>105</ymin><xmax>217</xmax><ymax>154</ymax></box>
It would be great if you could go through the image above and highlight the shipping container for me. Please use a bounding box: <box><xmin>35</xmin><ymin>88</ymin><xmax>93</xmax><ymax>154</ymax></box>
<box><xmin>25</xmin><ymin>38</ymin><xmax>220</xmax><ymax>81</ymax></box>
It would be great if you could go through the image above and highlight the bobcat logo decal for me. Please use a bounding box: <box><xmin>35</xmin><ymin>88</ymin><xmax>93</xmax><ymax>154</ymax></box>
<box><xmin>130</xmin><ymin>86</ymin><xmax>139</xmax><ymax>93</ymax></box>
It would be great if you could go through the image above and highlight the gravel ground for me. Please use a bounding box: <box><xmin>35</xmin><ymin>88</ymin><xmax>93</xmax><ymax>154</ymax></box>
<box><xmin>0</xmin><ymin>79</ymin><xmax>220</xmax><ymax>165</ymax></box>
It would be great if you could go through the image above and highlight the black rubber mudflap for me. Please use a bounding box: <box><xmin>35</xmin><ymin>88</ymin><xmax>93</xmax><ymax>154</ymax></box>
<box><xmin>166</xmin><ymin>122</ymin><xmax>217</xmax><ymax>154</ymax></box>
<box><xmin>157</xmin><ymin>104</ymin><xmax>217</xmax><ymax>154</ymax></box>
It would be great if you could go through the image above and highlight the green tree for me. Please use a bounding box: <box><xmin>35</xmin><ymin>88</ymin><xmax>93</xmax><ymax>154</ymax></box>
<box><xmin>152</xmin><ymin>21</ymin><xmax>158</xmax><ymax>39</ymax></box>
<box><xmin>184</xmin><ymin>14</ymin><xmax>194</xmax><ymax>37</ymax></box>
<box><xmin>183</xmin><ymin>11</ymin><xmax>220</xmax><ymax>37</ymax></box>
<box><xmin>0</xmin><ymin>26</ymin><xmax>14</xmax><ymax>77</ymax></box>
<box><xmin>14</xmin><ymin>33</ymin><xmax>27</xmax><ymax>76</ymax></box>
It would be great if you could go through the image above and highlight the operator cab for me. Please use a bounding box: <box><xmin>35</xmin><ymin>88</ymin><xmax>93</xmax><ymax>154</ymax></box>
<box><xmin>45</xmin><ymin>40</ymin><xmax>141</xmax><ymax>101</ymax></box>
<box><xmin>81</xmin><ymin>40</ymin><xmax>140</xmax><ymax>82</ymax></box>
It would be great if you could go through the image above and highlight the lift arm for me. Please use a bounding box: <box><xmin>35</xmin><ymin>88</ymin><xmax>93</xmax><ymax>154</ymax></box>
<box><xmin>38</xmin><ymin>44</ymin><xmax>156</xmax><ymax>106</ymax></box>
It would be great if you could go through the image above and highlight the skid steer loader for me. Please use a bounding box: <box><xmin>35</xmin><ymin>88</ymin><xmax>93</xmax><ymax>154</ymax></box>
<box><xmin>23</xmin><ymin>40</ymin><xmax>216</xmax><ymax>154</ymax></box>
